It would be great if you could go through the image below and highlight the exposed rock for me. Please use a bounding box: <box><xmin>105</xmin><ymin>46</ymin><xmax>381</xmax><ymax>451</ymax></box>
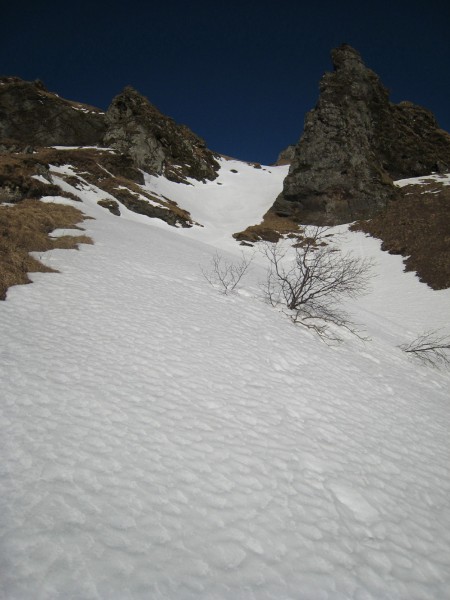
<box><xmin>97</xmin><ymin>199</ymin><xmax>121</xmax><ymax>216</ymax></box>
<box><xmin>0</xmin><ymin>78</ymin><xmax>221</xmax><ymax>185</ymax></box>
<box><xmin>100</xmin><ymin>183</ymin><xmax>193</xmax><ymax>228</ymax></box>
<box><xmin>0</xmin><ymin>77</ymin><xmax>106</xmax><ymax>147</ymax></box>
<box><xmin>376</xmin><ymin>102</ymin><xmax>450</xmax><ymax>179</ymax></box>
<box><xmin>104</xmin><ymin>87</ymin><xmax>220</xmax><ymax>183</ymax></box>
<box><xmin>0</xmin><ymin>146</ymin><xmax>195</xmax><ymax>227</ymax></box>
<box><xmin>273</xmin><ymin>45</ymin><xmax>397</xmax><ymax>225</ymax></box>
<box><xmin>273</xmin><ymin>45</ymin><xmax>450</xmax><ymax>225</ymax></box>
<box><xmin>274</xmin><ymin>144</ymin><xmax>296</xmax><ymax>165</ymax></box>
<box><xmin>0</xmin><ymin>79</ymin><xmax>210</xmax><ymax>227</ymax></box>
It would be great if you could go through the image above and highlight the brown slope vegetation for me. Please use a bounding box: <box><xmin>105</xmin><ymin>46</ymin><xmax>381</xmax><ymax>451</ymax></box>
<box><xmin>233</xmin><ymin>210</ymin><xmax>302</xmax><ymax>244</ymax></box>
<box><xmin>0</xmin><ymin>146</ymin><xmax>194</xmax><ymax>227</ymax></box>
<box><xmin>0</xmin><ymin>143</ymin><xmax>196</xmax><ymax>298</ymax></box>
<box><xmin>351</xmin><ymin>182</ymin><xmax>450</xmax><ymax>290</ymax></box>
<box><xmin>0</xmin><ymin>200</ymin><xmax>92</xmax><ymax>300</ymax></box>
<box><xmin>0</xmin><ymin>151</ymin><xmax>79</xmax><ymax>203</ymax></box>
<box><xmin>235</xmin><ymin>180</ymin><xmax>450</xmax><ymax>291</ymax></box>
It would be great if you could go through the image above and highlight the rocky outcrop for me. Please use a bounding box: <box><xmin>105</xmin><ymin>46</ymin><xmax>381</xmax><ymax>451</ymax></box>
<box><xmin>274</xmin><ymin>145</ymin><xmax>296</xmax><ymax>165</ymax></box>
<box><xmin>273</xmin><ymin>46</ymin><xmax>396</xmax><ymax>224</ymax></box>
<box><xmin>0</xmin><ymin>78</ymin><xmax>221</xmax><ymax>185</ymax></box>
<box><xmin>376</xmin><ymin>102</ymin><xmax>450</xmax><ymax>179</ymax></box>
<box><xmin>0</xmin><ymin>77</ymin><xmax>106</xmax><ymax>147</ymax></box>
<box><xmin>0</xmin><ymin>77</ymin><xmax>221</xmax><ymax>228</ymax></box>
<box><xmin>273</xmin><ymin>45</ymin><xmax>450</xmax><ymax>225</ymax></box>
<box><xmin>104</xmin><ymin>87</ymin><xmax>220</xmax><ymax>183</ymax></box>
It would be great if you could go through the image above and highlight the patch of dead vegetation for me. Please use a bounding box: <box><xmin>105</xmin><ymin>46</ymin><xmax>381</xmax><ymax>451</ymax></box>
<box><xmin>0</xmin><ymin>152</ymin><xmax>79</xmax><ymax>203</ymax></box>
<box><xmin>351</xmin><ymin>182</ymin><xmax>450</xmax><ymax>290</ymax></box>
<box><xmin>233</xmin><ymin>209</ymin><xmax>303</xmax><ymax>244</ymax></box>
<box><xmin>45</xmin><ymin>147</ymin><xmax>194</xmax><ymax>226</ymax></box>
<box><xmin>0</xmin><ymin>146</ymin><xmax>195</xmax><ymax>227</ymax></box>
<box><xmin>39</xmin><ymin>147</ymin><xmax>145</xmax><ymax>185</ymax></box>
<box><xmin>97</xmin><ymin>199</ymin><xmax>120</xmax><ymax>216</ymax></box>
<box><xmin>98</xmin><ymin>176</ymin><xmax>193</xmax><ymax>227</ymax></box>
<box><xmin>0</xmin><ymin>200</ymin><xmax>92</xmax><ymax>300</ymax></box>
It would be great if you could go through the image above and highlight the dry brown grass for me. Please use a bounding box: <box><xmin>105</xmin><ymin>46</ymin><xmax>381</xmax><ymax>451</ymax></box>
<box><xmin>0</xmin><ymin>152</ymin><xmax>79</xmax><ymax>203</ymax></box>
<box><xmin>233</xmin><ymin>209</ymin><xmax>303</xmax><ymax>243</ymax></box>
<box><xmin>97</xmin><ymin>176</ymin><xmax>193</xmax><ymax>226</ymax></box>
<box><xmin>35</xmin><ymin>148</ymin><xmax>193</xmax><ymax>225</ymax></box>
<box><xmin>351</xmin><ymin>182</ymin><xmax>450</xmax><ymax>290</ymax></box>
<box><xmin>0</xmin><ymin>200</ymin><xmax>92</xmax><ymax>300</ymax></box>
<box><xmin>1</xmin><ymin>146</ymin><xmax>195</xmax><ymax>227</ymax></box>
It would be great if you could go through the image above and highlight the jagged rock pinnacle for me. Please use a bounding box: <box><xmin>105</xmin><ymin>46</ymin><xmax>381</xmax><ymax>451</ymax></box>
<box><xmin>331</xmin><ymin>44</ymin><xmax>364</xmax><ymax>71</ymax></box>
<box><xmin>104</xmin><ymin>87</ymin><xmax>219</xmax><ymax>183</ymax></box>
<box><xmin>272</xmin><ymin>44</ymin><xmax>450</xmax><ymax>225</ymax></box>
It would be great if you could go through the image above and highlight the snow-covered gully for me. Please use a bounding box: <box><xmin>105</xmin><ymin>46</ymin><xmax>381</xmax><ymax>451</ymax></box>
<box><xmin>1</xmin><ymin>160</ymin><xmax>449</xmax><ymax>599</ymax></box>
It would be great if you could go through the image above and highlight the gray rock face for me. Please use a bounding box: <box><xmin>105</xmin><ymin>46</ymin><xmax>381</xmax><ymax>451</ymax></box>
<box><xmin>376</xmin><ymin>101</ymin><xmax>450</xmax><ymax>179</ymax></box>
<box><xmin>0</xmin><ymin>77</ymin><xmax>106</xmax><ymax>147</ymax></box>
<box><xmin>273</xmin><ymin>45</ymin><xmax>395</xmax><ymax>224</ymax></box>
<box><xmin>274</xmin><ymin>144</ymin><xmax>296</xmax><ymax>165</ymax></box>
<box><xmin>104</xmin><ymin>87</ymin><xmax>219</xmax><ymax>183</ymax></box>
<box><xmin>273</xmin><ymin>44</ymin><xmax>450</xmax><ymax>225</ymax></box>
<box><xmin>0</xmin><ymin>78</ymin><xmax>220</xmax><ymax>185</ymax></box>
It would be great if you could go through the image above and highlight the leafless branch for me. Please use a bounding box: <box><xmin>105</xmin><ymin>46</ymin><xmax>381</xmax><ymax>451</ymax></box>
<box><xmin>260</xmin><ymin>226</ymin><xmax>373</xmax><ymax>342</ymax></box>
<box><xmin>201</xmin><ymin>251</ymin><xmax>253</xmax><ymax>294</ymax></box>
<box><xmin>400</xmin><ymin>330</ymin><xmax>450</xmax><ymax>368</ymax></box>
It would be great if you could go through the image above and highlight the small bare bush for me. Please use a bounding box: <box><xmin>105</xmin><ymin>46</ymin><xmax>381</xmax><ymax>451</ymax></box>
<box><xmin>201</xmin><ymin>251</ymin><xmax>253</xmax><ymax>294</ymax></box>
<box><xmin>261</xmin><ymin>226</ymin><xmax>373</xmax><ymax>341</ymax></box>
<box><xmin>400</xmin><ymin>330</ymin><xmax>450</xmax><ymax>368</ymax></box>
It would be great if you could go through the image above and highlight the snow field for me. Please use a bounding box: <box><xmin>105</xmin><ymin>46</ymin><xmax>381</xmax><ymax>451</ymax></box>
<box><xmin>1</xmin><ymin>159</ymin><xmax>450</xmax><ymax>599</ymax></box>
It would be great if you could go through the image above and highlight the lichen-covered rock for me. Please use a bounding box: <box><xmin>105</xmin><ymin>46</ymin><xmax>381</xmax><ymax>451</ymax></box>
<box><xmin>274</xmin><ymin>144</ymin><xmax>296</xmax><ymax>165</ymax></box>
<box><xmin>273</xmin><ymin>45</ymin><xmax>396</xmax><ymax>225</ymax></box>
<box><xmin>273</xmin><ymin>45</ymin><xmax>450</xmax><ymax>225</ymax></box>
<box><xmin>0</xmin><ymin>77</ymin><xmax>106</xmax><ymax>147</ymax></box>
<box><xmin>104</xmin><ymin>87</ymin><xmax>220</xmax><ymax>183</ymax></box>
<box><xmin>376</xmin><ymin>102</ymin><xmax>450</xmax><ymax>179</ymax></box>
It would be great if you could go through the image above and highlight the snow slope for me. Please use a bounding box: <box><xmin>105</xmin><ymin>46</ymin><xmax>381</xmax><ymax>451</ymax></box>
<box><xmin>1</xmin><ymin>159</ymin><xmax>450</xmax><ymax>599</ymax></box>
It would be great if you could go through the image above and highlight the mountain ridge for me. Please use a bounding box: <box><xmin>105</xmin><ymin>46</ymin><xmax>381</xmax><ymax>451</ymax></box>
<box><xmin>1</xmin><ymin>44</ymin><xmax>450</xmax><ymax>290</ymax></box>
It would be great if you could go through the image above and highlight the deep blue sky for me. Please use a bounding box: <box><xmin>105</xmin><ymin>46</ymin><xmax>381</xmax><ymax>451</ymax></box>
<box><xmin>2</xmin><ymin>0</ymin><xmax>449</xmax><ymax>164</ymax></box>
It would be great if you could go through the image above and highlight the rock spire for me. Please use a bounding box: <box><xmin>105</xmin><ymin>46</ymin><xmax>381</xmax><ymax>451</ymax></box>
<box><xmin>273</xmin><ymin>44</ymin><xmax>450</xmax><ymax>225</ymax></box>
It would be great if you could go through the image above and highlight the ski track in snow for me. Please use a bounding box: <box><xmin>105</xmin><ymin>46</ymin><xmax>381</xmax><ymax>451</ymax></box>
<box><xmin>1</xmin><ymin>160</ymin><xmax>450</xmax><ymax>599</ymax></box>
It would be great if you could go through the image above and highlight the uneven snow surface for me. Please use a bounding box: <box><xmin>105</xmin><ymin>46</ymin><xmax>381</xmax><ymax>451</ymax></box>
<box><xmin>1</xmin><ymin>160</ymin><xmax>450</xmax><ymax>599</ymax></box>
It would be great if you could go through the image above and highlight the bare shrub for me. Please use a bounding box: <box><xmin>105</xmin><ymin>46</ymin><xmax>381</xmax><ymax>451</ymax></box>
<box><xmin>201</xmin><ymin>251</ymin><xmax>253</xmax><ymax>294</ymax></box>
<box><xmin>261</xmin><ymin>226</ymin><xmax>373</xmax><ymax>341</ymax></box>
<box><xmin>400</xmin><ymin>331</ymin><xmax>450</xmax><ymax>368</ymax></box>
